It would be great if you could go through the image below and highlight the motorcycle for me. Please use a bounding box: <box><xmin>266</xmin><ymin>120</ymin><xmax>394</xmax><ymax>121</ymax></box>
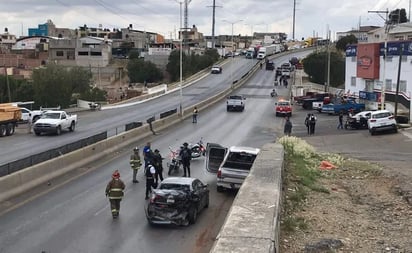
<box><xmin>190</xmin><ymin>138</ymin><xmax>206</xmax><ymax>158</ymax></box>
<box><xmin>167</xmin><ymin>147</ymin><xmax>182</xmax><ymax>175</ymax></box>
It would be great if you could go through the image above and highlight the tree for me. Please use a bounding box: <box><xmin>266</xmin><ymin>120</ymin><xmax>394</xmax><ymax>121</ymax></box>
<box><xmin>389</xmin><ymin>8</ymin><xmax>408</xmax><ymax>24</ymax></box>
<box><xmin>302</xmin><ymin>51</ymin><xmax>345</xmax><ymax>87</ymax></box>
<box><xmin>166</xmin><ymin>48</ymin><xmax>220</xmax><ymax>82</ymax></box>
<box><xmin>32</xmin><ymin>63</ymin><xmax>96</xmax><ymax>108</ymax></box>
<box><xmin>127</xmin><ymin>58</ymin><xmax>163</xmax><ymax>83</ymax></box>
<box><xmin>32</xmin><ymin>64</ymin><xmax>73</xmax><ymax>108</ymax></box>
<box><xmin>336</xmin><ymin>34</ymin><xmax>358</xmax><ymax>52</ymax></box>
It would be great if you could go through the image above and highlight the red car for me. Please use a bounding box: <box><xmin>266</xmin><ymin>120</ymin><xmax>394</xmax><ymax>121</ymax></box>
<box><xmin>275</xmin><ymin>100</ymin><xmax>292</xmax><ymax>117</ymax></box>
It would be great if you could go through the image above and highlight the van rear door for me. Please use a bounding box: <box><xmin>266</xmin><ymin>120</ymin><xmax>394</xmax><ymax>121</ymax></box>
<box><xmin>205</xmin><ymin>143</ymin><xmax>227</xmax><ymax>173</ymax></box>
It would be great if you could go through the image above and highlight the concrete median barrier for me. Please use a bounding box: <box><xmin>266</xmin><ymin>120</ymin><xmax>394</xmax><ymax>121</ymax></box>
<box><xmin>210</xmin><ymin>143</ymin><xmax>284</xmax><ymax>253</ymax></box>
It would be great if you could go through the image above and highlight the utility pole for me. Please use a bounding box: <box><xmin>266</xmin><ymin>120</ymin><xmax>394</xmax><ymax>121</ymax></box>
<box><xmin>368</xmin><ymin>9</ymin><xmax>389</xmax><ymax>109</ymax></box>
<box><xmin>394</xmin><ymin>43</ymin><xmax>404</xmax><ymax>118</ymax></box>
<box><xmin>326</xmin><ymin>27</ymin><xmax>331</xmax><ymax>93</ymax></box>
<box><xmin>207</xmin><ymin>0</ymin><xmax>222</xmax><ymax>48</ymax></box>
<box><xmin>292</xmin><ymin>0</ymin><xmax>296</xmax><ymax>40</ymax></box>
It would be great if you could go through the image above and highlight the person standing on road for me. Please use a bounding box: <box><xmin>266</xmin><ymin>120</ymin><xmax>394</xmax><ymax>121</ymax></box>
<box><xmin>309</xmin><ymin>113</ymin><xmax>317</xmax><ymax>135</ymax></box>
<box><xmin>284</xmin><ymin>117</ymin><xmax>293</xmax><ymax>136</ymax></box>
<box><xmin>192</xmin><ymin>107</ymin><xmax>198</xmax><ymax>123</ymax></box>
<box><xmin>337</xmin><ymin>111</ymin><xmax>344</xmax><ymax>130</ymax></box>
<box><xmin>179</xmin><ymin>142</ymin><xmax>192</xmax><ymax>177</ymax></box>
<box><xmin>130</xmin><ymin>147</ymin><xmax>142</xmax><ymax>183</ymax></box>
<box><xmin>153</xmin><ymin>149</ymin><xmax>164</xmax><ymax>185</ymax></box>
<box><xmin>304</xmin><ymin>113</ymin><xmax>311</xmax><ymax>135</ymax></box>
<box><xmin>105</xmin><ymin>170</ymin><xmax>125</xmax><ymax>219</ymax></box>
<box><xmin>27</xmin><ymin>113</ymin><xmax>32</xmax><ymax>134</ymax></box>
<box><xmin>145</xmin><ymin>162</ymin><xmax>156</xmax><ymax>200</ymax></box>
<box><xmin>143</xmin><ymin>142</ymin><xmax>154</xmax><ymax>167</ymax></box>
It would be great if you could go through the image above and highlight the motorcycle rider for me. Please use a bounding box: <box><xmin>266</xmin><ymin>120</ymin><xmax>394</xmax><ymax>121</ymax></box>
<box><xmin>105</xmin><ymin>170</ymin><xmax>125</xmax><ymax>219</ymax></box>
<box><xmin>153</xmin><ymin>149</ymin><xmax>164</xmax><ymax>184</ymax></box>
<box><xmin>130</xmin><ymin>147</ymin><xmax>142</xmax><ymax>183</ymax></box>
<box><xmin>145</xmin><ymin>162</ymin><xmax>156</xmax><ymax>200</ymax></box>
<box><xmin>179</xmin><ymin>142</ymin><xmax>192</xmax><ymax>177</ymax></box>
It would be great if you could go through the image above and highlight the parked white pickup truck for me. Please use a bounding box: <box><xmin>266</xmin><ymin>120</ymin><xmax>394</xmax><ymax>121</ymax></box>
<box><xmin>33</xmin><ymin>110</ymin><xmax>77</xmax><ymax>136</ymax></box>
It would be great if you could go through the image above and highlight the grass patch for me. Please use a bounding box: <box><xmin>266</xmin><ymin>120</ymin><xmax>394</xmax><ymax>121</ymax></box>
<box><xmin>278</xmin><ymin>136</ymin><xmax>333</xmax><ymax>234</ymax></box>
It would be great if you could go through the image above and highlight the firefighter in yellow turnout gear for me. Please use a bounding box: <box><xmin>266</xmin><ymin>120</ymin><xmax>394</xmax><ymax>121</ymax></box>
<box><xmin>105</xmin><ymin>170</ymin><xmax>125</xmax><ymax>219</ymax></box>
<box><xmin>130</xmin><ymin>147</ymin><xmax>142</xmax><ymax>183</ymax></box>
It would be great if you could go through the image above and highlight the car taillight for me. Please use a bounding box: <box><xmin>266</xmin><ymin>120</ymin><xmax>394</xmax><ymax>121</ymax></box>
<box><xmin>388</xmin><ymin>116</ymin><xmax>394</xmax><ymax>119</ymax></box>
<box><xmin>370</xmin><ymin>119</ymin><xmax>376</xmax><ymax>122</ymax></box>
<box><xmin>150</xmin><ymin>194</ymin><xmax>159</xmax><ymax>203</ymax></box>
<box><xmin>217</xmin><ymin>169</ymin><xmax>222</xmax><ymax>178</ymax></box>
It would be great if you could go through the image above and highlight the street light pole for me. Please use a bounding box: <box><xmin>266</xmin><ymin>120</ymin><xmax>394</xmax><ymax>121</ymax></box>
<box><xmin>223</xmin><ymin>19</ymin><xmax>242</xmax><ymax>89</ymax></box>
<box><xmin>175</xmin><ymin>0</ymin><xmax>184</xmax><ymax>116</ymax></box>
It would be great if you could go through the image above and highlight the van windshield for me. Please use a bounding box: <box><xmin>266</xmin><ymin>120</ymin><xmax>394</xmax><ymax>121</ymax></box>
<box><xmin>222</xmin><ymin>152</ymin><xmax>257</xmax><ymax>170</ymax></box>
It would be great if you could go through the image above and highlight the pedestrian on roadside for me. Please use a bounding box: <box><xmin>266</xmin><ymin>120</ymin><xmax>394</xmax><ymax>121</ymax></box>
<box><xmin>337</xmin><ymin>111</ymin><xmax>344</xmax><ymax>129</ymax></box>
<box><xmin>192</xmin><ymin>107</ymin><xmax>198</xmax><ymax>123</ymax></box>
<box><xmin>284</xmin><ymin>117</ymin><xmax>293</xmax><ymax>136</ymax></box>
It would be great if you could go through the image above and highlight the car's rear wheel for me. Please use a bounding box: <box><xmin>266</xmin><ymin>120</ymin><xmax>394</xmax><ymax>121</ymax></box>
<box><xmin>56</xmin><ymin>126</ymin><xmax>61</xmax><ymax>135</ymax></box>
<box><xmin>204</xmin><ymin>196</ymin><xmax>209</xmax><ymax>208</ymax></box>
<box><xmin>369</xmin><ymin>128</ymin><xmax>375</xmax><ymax>135</ymax></box>
<box><xmin>34</xmin><ymin>131</ymin><xmax>41</xmax><ymax>136</ymax></box>
<box><xmin>393</xmin><ymin>126</ymin><xmax>398</xmax><ymax>133</ymax></box>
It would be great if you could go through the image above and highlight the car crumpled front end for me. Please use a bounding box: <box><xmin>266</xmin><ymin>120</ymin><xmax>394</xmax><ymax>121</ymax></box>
<box><xmin>146</xmin><ymin>189</ymin><xmax>192</xmax><ymax>226</ymax></box>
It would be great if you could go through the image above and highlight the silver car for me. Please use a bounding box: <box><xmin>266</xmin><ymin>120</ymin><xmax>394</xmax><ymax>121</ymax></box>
<box><xmin>205</xmin><ymin>144</ymin><xmax>260</xmax><ymax>192</ymax></box>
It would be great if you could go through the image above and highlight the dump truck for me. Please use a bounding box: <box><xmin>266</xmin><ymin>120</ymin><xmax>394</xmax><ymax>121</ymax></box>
<box><xmin>0</xmin><ymin>103</ymin><xmax>22</xmax><ymax>137</ymax></box>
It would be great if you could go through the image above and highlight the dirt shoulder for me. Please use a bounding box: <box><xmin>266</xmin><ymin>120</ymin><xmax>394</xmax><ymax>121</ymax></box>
<box><xmin>279</xmin><ymin>145</ymin><xmax>412</xmax><ymax>252</ymax></box>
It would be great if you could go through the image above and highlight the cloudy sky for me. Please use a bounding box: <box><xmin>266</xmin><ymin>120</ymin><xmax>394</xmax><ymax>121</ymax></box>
<box><xmin>0</xmin><ymin>0</ymin><xmax>409</xmax><ymax>41</ymax></box>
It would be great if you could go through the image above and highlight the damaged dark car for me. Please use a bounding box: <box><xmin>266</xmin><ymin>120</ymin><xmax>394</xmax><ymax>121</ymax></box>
<box><xmin>145</xmin><ymin>177</ymin><xmax>209</xmax><ymax>226</ymax></box>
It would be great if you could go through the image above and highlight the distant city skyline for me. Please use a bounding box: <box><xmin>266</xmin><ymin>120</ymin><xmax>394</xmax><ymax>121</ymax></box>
<box><xmin>0</xmin><ymin>0</ymin><xmax>409</xmax><ymax>40</ymax></box>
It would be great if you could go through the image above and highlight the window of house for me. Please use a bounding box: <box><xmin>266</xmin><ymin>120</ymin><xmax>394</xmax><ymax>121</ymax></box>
<box><xmin>365</xmin><ymin>80</ymin><xmax>374</xmax><ymax>92</ymax></box>
<box><xmin>385</xmin><ymin>79</ymin><xmax>392</xmax><ymax>91</ymax></box>
<box><xmin>400</xmin><ymin>80</ymin><xmax>407</xmax><ymax>93</ymax></box>
<box><xmin>90</xmin><ymin>51</ymin><xmax>102</xmax><ymax>56</ymax></box>
<box><xmin>56</xmin><ymin>51</ymin><xmax>64</xmax><ymax>57</ymax></box>
<box><xmin>78</xmin><ymin>51</ymin><xmax>89</xmax><ymax>56</ymax></box>
<box><xmin>351</xmin><ymin>76</ymin><xmax>356</xmax><ymax>87</ymax></box>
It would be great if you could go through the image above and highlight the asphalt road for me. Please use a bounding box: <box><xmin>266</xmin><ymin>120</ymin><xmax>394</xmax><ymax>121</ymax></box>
<box><xmin>0</xmin><ymin>56</ymin><xmax>255</xmax><ymax>166</ymax></box>
<box><xmin>0</xmin><ymin>53</ymin><xmax>309</xmax><ymax>253</ymax></box>
<box><xmin>2</xmin><ymin>50</ymin><xmax>411</xmax><ymax>253</ymax></box>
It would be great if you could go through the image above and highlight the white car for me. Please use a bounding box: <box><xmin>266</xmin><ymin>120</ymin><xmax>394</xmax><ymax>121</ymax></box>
<box><xmin>211</xmin><ymin>66</ymin><xmax>222</xmax><ymax>74</ymax></box>
<box><xmin>367</xmin><ymin>110</ymin><xmax>397</xmax><ymax>135</ymax></box>
<box><xmin>205</xmin><ymin>144</ymin><xmax>260</xmax><ymax>192</ymax></box>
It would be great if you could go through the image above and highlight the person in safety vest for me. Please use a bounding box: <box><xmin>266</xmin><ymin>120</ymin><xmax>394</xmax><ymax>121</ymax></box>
<box><xmin>130</xmin><ymin>147</ymin><xmax>142</xmax><ymax>183</ymax></box>
<box><xmin>105</xmin><ymin>170</ymin><xmax>125</xmax><ymax>219</ymax></box>
<box><xmin>145</xmin><ymin>162</ymin><xmax>156</xmax><ymax>200</ymax></box>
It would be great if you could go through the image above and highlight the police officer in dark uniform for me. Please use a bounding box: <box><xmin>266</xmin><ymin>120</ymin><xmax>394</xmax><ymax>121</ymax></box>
<box><xmin>179</xmin><ymin>142</ymin><xmax>192</xmax><ymax>177</ymax></box>
<box><xmin>145</xmin><ymin>162</ymin><xmax>156</xmax><ymax>200</ymax></box>
<box><xmin>153</xmin><ymin>149</ymin><xmax>164</xmax><ymax>184</ymax></box>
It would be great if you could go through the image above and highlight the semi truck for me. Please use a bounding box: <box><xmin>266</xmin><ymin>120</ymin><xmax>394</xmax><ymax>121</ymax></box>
<box><xmin>0</xmin><ymin>103</ymin><xmax>22</xmax><ymax>137</ymax></box>
<box><xmin>256</xmin><ymin>44</ymin><xmax>278</xmax><ymax>60</ymax></box>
